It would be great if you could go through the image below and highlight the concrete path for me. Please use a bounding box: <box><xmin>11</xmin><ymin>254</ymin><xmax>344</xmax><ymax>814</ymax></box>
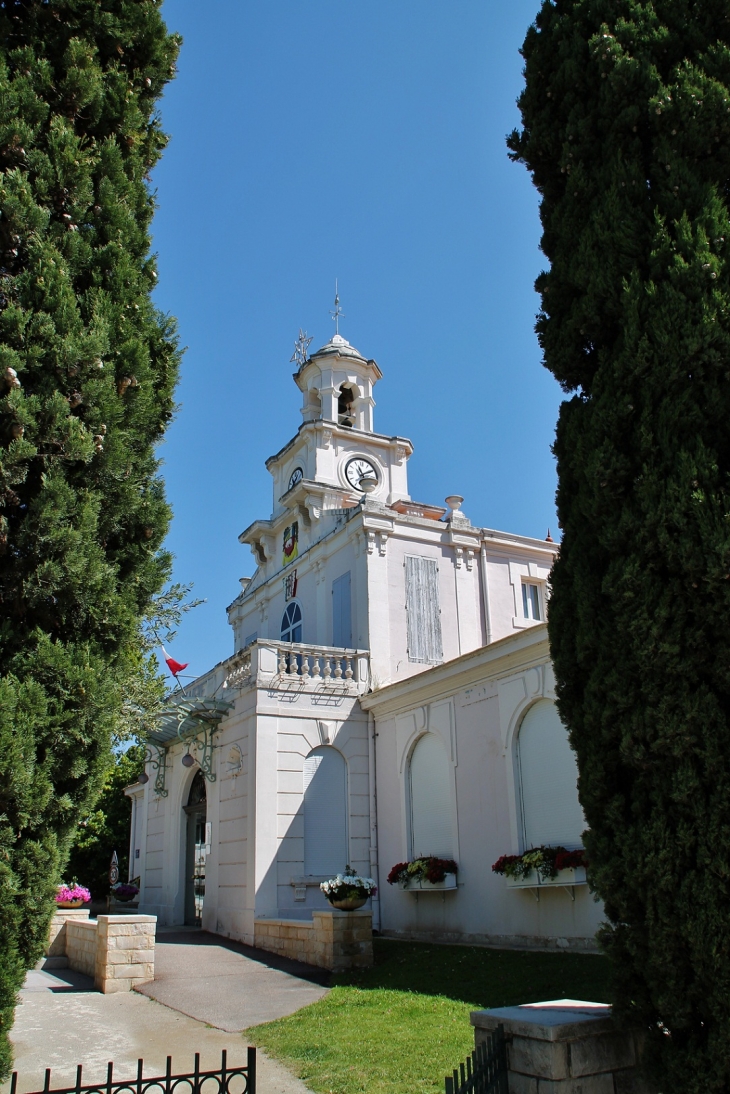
<box><xmin>4</xmin><ymin>929</ymin><xmax>330</xmax><ymax>1094</ymax></box>
<box><xmin>138</xmin><ymin>929</ymin><xmax>329</xmax><ymax>1031</ymax></box>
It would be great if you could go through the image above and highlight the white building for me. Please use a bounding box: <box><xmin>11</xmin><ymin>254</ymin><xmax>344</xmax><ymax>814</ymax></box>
<box><xmin>126</xmin><ymin>331</ymin><xmax>602</xmax><ymax>951</ymax></box>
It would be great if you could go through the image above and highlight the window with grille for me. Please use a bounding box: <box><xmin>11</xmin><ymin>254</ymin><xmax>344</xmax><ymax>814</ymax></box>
<box><xmin>281</xmin><ymin>602</ymin><xmax>302</xmax><ymax>642</ymax></box>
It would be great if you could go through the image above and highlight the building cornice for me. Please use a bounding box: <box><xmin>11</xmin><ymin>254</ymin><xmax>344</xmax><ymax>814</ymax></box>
<box><xmin>360</xmin><ymin>625</ymin><xmax>550</xmax><ymax>718</ymax></box>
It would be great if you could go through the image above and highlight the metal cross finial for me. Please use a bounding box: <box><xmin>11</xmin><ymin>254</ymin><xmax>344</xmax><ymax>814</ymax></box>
<box><xmin>290</xmin><ymin>329</ymin><xmax>313</xmax><ymax>367</ymax></box>
<box><xmin>330</xmin><ymin>280</ymin><xmax>345</xmax><ymax>335</ymax></box>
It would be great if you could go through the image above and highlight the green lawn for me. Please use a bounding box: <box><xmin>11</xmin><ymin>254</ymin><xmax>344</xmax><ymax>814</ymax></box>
<box><xmin>249</xmin><ymin>939</ymin><xmax>611</xmax><ymax>1094</ymax></box>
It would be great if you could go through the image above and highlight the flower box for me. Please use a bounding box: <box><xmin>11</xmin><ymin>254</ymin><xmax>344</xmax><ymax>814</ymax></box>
<box><xmin>505</xmin><ymin>868</ymin><xmax>541</xmax><ymax>889</ymax></box>
<box><xmin>541</xmin><ymin>866</ymin><xmax>587</xmax><ymax>887</ymax></box>
<box><xmin>404</xmin><ymin>873</ymin><xmax>458</xmax><ymax>892</ymax></box>
<box><xmin>506</xmin><ymin>866</ymin><xmax>586</xmax><ymax>889</ymax></box>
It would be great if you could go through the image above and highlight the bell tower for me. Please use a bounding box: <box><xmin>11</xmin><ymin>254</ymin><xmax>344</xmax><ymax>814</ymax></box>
<box><xmin>294</xmin><ymin>332</ymin><xmax>380</xmax><ymax>433</ymax></box>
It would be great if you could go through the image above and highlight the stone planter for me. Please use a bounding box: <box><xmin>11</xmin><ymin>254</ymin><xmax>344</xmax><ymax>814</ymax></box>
<box><xmin>328</xmin><ymin>896</ymin><xmax>367</xmax><ymax>910</ymax></box>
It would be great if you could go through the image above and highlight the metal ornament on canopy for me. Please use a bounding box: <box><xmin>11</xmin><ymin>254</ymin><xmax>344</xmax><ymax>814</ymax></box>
<box><xmin>142</xmin><ymin>696</ymin><xmax>234</xmax><ymax>798</ymax></box>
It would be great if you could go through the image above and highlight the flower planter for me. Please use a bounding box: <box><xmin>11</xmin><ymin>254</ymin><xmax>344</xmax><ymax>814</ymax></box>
<box><xmin>56</xmin><ymin>899</ymin><xmax>85</xmax><ymax>909</ymax></box>
<box><xmin>540</xmin><ymin>866</ymin><xmax>587</xmax><ymax>887</ymax></box>
<box><xmin>402</xmin><ymin>874</ymin><xmax>457</xmax><ymax>891</ymax></box>
<box><xmin>505</xmin><ymin>866</ymin><xmax>586</xmax><ymax>889</ymax></box>
<box><xmin>328</xmin><ymin>896</ymin><xmax>368</xmax><ymax>911</ymax></box>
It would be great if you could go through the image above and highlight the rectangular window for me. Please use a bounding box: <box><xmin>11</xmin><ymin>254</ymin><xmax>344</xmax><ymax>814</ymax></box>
<box><xmin>332</xmin><ymin>571</ymin><xmax>352</xmax><ymax>648</ymax></box>
<box><xmin>522</xmin><ymin>582</ymin><xmax>542</xmax><ymax>621</ymax></box>
<box><xmin>405</xmin><ymin>555</ymin><xmax>443</xmax><ymax>664</ymax></box>
<box><xmin>243</xmin><ymin>632</ymin><xmax>257</xmax><ymax>647</ymax></box>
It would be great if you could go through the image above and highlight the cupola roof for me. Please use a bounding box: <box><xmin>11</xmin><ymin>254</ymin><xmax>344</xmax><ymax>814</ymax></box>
<box><xmin>310</xmin><ymin>333</ymin><xmax>367</xmax><ymax>362</ymax></box>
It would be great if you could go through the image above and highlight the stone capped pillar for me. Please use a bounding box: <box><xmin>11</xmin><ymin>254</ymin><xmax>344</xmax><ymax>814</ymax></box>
<box><xmin>471</xmin><ymin>999</ymin><xmax>655</xmax><ymax>1094</ymax></box>
<box><xmin>94</xmin><ymin>914</ymin><xmax>156</xmax><ymax>993</ymax></box>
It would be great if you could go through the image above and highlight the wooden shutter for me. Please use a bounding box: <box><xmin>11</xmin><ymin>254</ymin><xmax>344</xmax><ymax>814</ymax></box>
<box><xmin>332</xmin><ymin>571</ymin><xmax>352</xmax><ymax>648</ymax></box>
<box><xmin>405</xmin><ymin>556</ymin><xmax>443</xmax><ymax>664</ymax></box>
<box><xmin>304</xmin><ymin>747</ymin><xmax>348</xmax><ymax>875</ymax></box>
<box><xmin>517</xmin><ymin>700</ymin><xmax>585</xmax><ymax>849</ymax></box>
<box><xmin>409</xmin><ymin>733</ymin><xmax>454</xmax><ymax>858</ymax></box>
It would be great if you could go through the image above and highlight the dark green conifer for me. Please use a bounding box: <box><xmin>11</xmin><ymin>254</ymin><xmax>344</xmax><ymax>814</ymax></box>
<box><xmin>509</xmin><ymin>3</ymin><xmax>730</xmax><ymax>1088</ymax></box>
<box><xmin>0</xmin><ymin>1</ymin><xmax>180</xmax><ymax>1074</ymax></box>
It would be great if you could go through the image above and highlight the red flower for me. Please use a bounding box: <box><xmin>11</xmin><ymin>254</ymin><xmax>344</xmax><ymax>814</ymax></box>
<box><xmin>491</xmin><ymin>855</ymin><xmax>522</xmax><ymax>875</ymax></box>
<box><xmin>387</xmin><ymin>862</ymin><xmax>410</xmax><ymax>885</ymax></box>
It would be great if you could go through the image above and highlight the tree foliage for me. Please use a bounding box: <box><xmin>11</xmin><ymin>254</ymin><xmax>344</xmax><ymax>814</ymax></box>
<box><xmin>509</xmin><ymin>2</ymin><xmax>730</xmax><ymax>1089</ymax></box>
<box><xmin>0</xmin><ymin>0</ymin><xmax>180</xmax><ymax>1076</ymax></box>
<box><xmin>65</xmin><ymin>742</ymin><xmax>144</xmax><ymax>899</ymax></box>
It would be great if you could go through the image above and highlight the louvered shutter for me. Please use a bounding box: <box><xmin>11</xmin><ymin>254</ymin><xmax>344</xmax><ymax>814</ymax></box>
<box><xmin>517</xmin><ymin>700</ymin><xmax>585</xmax><ymax>849</ymax></box>
<box><xmin>405</xmin><ymin>556</ymin><xmax>443</xmax><ymax>664</ymax></box>
<box><xmin>332</xmin><ymin>572</ymin><xmax>352</xmax><ymax>648</ymax></box>
<box><xmin>304</xmin><ymin>747</ymin><xmax>348</xmax><ymax>875</ymax></box>
<box><xmin>409</xmin><ymin>733</ymin><xmax>454</xmax><ymax>858</ymax></box>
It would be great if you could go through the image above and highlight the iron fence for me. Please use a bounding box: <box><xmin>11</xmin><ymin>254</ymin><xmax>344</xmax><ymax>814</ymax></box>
<box><xmin>9</xmin><ymin>1049</ymin><xmax>255</xmax><ymax>1094</ymax></box>
<box><xmin>445</xmin><ymin>1025</ymin><xmax>508</xmax><ymax>1094</ymax></box>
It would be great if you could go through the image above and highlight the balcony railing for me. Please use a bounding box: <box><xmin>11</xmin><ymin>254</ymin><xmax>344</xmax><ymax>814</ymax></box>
<box><xmin>224</xmin><ymin>640</ymin><xmax>370</xmax><ymax>694</ymax></box>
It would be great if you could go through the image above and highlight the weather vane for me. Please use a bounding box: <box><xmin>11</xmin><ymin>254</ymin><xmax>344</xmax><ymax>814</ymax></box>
<box><xmin>330</xmin><ymin>280</ymin><xmax>345</xmax><ymax>335</ymax></box>
<box><xmin>290</xmin><ymin>329</ymin><xmax>313</xmax><ymax>367</ymax></box>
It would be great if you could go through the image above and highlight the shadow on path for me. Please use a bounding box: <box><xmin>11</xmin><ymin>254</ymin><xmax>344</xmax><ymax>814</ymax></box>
<box><xmin>136</xmin><ymin>927</ymin><xmax>329</xmax><ymax>1032</ymax></box>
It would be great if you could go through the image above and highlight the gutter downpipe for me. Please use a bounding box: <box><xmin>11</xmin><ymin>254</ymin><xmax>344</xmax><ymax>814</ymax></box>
<box><xmin>367</xmin><ymin>709</ymin><xmax>381</xmax><ymax>931</ymax></box>
<box><xmin>480</xmin><ymin>540</ymin><xmax>493</xmax><ymax>645</ymax></box>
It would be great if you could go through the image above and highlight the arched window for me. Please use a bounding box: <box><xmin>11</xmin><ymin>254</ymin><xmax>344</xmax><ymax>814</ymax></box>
<box><xmin>281</xmin><ymin>602</ymin><xmax>302</xmax><ymax>643</ymax></box>
<box><xmin>303</xmin><ymin>746</ymin><xmax>348</xmax><ymax>875</ymax></box>
<box><xmin>517</xmin><ymin>699</ymin><xmax>585</xmax><ymax>849</ymax></box>
<box><xmin>409</xmin><ymin>733</ymin><xmax>454</xmax><ymax>859</ymax></box>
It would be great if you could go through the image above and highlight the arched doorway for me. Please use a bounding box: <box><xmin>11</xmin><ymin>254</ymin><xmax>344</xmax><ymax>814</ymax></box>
<box><xmin>183</xmin><ymin>770</ymin><xmax>207</xmax><ymax>926</ymax></box>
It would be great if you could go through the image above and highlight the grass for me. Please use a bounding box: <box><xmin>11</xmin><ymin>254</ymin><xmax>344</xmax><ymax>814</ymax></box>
<box><xmin>249</xmin><ymin>938</ymin><xmax>611</xmax><ymax>1094</ymax></box>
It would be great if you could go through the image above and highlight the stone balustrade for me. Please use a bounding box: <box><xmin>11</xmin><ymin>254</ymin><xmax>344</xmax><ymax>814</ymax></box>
<box><xmin>224</xmin><ymin>640</ymin><xmax>370</xmax><ymax>694</ymax></box>
<box><xmin>46</xmin><ymin>909</ymin><xmax>156</xmax><ymax>993</ymax></box>
<box><xmin>254</xmin><ymin>910</ymin><xmax>373</xmax><ymax>971</ymax></box>
<box><xmin>471</xmin><ymin>999</ymin><xmax>654</xmax><ymax>1093</ymax></box>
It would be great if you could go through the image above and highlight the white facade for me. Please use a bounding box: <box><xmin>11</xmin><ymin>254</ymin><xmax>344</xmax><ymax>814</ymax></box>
<box><xmin>127</xmin><ymin>331</ymin><xmax>600</xmax><ymax>951</ymax></box>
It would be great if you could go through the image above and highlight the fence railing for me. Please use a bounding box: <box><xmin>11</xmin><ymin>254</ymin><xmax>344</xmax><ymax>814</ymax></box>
<box><xmin>10</xmin><ymin>1049</ymin><xmax>255</xmax><ymax>1094</ymax></box>
<box><xmin>445</xmin><ymin>1025</ymin><xmax>508</xmax><ymax>1094</ymax></box>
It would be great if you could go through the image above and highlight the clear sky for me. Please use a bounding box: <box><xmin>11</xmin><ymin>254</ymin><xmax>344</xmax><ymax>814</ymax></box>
<box><xmin>152</xmin><ymin>1</ymin><xmax>560</xmax><ymax>675</ymax></box>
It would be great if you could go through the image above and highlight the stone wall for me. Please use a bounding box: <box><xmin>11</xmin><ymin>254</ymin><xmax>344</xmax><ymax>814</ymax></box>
<box><xmin>46</xmin><ymin>911</ymin><xmax>156</xmax><ymax>993</ymax></box>
<box><xmin>66</xmin><ymin>919</ymin><xmax>97</xmax><ymax>978</ymax></box>
<box><xmin>471</xmin><ymin>999</ymin><xmax>654</xmax><ymax>1094</ymax></box>
<box><xmin>254</xmin><ymin>910</ymin><xmax>373</xmax><ymax>971</ymax></box>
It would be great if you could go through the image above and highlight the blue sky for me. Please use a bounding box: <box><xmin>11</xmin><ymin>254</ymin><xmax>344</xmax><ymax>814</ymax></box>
<box><xmin>152</xmin><ymin>1</ymin><xmax>560</xmax><ymax>675</ymax></box>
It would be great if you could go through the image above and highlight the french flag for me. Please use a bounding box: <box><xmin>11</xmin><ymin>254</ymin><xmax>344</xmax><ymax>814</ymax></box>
<box><xmin>161</xmin><ymin>645</ymin><xmax>189</xmax><ymax>677</ymax></box>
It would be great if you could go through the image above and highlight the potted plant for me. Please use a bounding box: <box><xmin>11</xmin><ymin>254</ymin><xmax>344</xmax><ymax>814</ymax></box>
<box><xmin>320</xmin><ymin>868</ymin><xmax>376</xmax><ymax>910</ymax></box>
<box><xmin>55</xmin><ymin>884</ymin><xmax>91</xmax><ymax>909</ymax></box>
<box><xmin>111</xmin><ymin>882</ymin><xmax>140</xmax><ymax>903</ymax></box>
<box><xmin>492</xmin><ymin>847</ymin><xmax>587</xmax><ymax>888</ymax></box>
<box><xmin>387</xmin><ymin>857</ymin><xmax>458</xmax><ymax>891</ymax></box>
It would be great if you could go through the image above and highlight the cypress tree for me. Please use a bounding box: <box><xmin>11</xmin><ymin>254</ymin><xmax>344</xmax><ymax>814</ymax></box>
<box><xmin>0</xmin><ymin>0</ymin><xmax>180</xmax><ymax>1075</ymax></box>
<box><xmin>509</xmin><ymin>2</ymin><xmax>730</xmax><ymax>1088</ymax></box>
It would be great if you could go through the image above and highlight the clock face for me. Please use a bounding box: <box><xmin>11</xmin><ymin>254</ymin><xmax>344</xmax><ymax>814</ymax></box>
<box><xmin>345</xmin><ymin>457</ymin><xmax>378</xmax><ymax>490</ymax></box>
<box><xmin>288</xmin><ymin>467</ymin><xmax>304</xmax><ymax>490</ymax></box>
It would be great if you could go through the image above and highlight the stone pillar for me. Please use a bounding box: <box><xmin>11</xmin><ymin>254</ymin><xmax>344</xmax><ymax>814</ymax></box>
<box><xmin>312</xmin><ymin>909</ymin><xmax>373</xmax><ymax>972</ymax></box>
<box><xmin>45</xmin><ymin>908</ymin><xmax>90</xmax><ymax>968</ymax></box>
<box><xmin>471</xmin><ymin>999</ymin><xmax>654</xmax><ymax>1094</ymax></box>
<box><xmin>94</xmin><ymin>914</ymin><xmax>156</xmax><ymax>994</ymax></box>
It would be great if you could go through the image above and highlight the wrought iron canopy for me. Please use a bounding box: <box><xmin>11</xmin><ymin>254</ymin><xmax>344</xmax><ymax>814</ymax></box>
<box><xmin>144</xmin><ymin>696</ymin><xmax>233</xmax><ymax>797</ymax></box>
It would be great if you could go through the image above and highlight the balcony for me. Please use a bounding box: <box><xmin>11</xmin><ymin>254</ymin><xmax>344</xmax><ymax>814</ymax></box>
<box><xmin>224</xmin><ymin>640</ymin><xmax>370</xmax><ymax>695</ymax></box>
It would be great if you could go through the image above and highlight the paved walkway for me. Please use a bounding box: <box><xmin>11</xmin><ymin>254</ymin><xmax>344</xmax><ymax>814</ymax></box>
<box><xmin>4</xmin><ymin>928</ymin><xmax>330</xmax><ymax>1094</ymax></box>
